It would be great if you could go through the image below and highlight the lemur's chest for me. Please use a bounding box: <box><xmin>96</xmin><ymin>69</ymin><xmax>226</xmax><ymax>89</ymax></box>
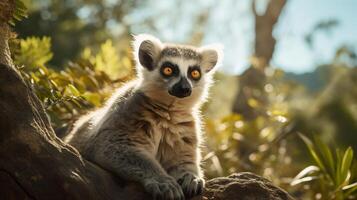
<box><xmin>147</xmin><ymin>111</ymin><xmax>198</xmax><ymax>157</ymax></box>
<box><xmin>155</xmin><ymin>120</ymin><xmax>192</xmax><ymax>146</ymax></box>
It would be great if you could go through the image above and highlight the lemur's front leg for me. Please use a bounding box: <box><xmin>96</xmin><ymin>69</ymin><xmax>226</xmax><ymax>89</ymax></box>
<box><xmin>169</xmin><ymin>165</ymin><xmax>204</xmax><ymax>198</ymax></box>
<box><xmin>165</xmin><ymin>141</ymin><xmax>204</xmax><ymax>198</ymax></box>
<box><xmin>92</xmin><ymin>131</ymin><xmax>185</xmax><ymax>200</ymax></box>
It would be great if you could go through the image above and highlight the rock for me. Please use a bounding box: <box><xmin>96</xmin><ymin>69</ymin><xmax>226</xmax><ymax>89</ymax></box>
<box><xmin>196</xmin><ymin>173</ymin><xmax>295</xmax><ymax>200</ymax></box>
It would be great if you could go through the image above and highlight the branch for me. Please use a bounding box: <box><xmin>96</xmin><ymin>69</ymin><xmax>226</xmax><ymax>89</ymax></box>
<box><xmin>252</xmin><ymin>0</ymin><xmax>258</xmax><ymax>17</ymax></box>
<box><xmin>265</xmin><ymin>0</ymin><xmax>287</xmax><ymax>24</ymax></box>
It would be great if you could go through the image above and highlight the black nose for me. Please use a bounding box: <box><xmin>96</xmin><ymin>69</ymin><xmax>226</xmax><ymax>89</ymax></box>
<box><xmin>169</xmin><ymin>78</ymin><xmax>192</xmax><ymax>98</ymax></box>
<box><xmin>178</xmin><ymin>85</ymin><xmax>192</xmax><ymax>96</ymax></box>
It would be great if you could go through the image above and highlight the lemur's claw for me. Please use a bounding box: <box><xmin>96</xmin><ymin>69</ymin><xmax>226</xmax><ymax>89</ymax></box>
<box><xmin>177</xmin><ymin>173</ymin><xmax>204</xmax><ymax>198</ymax></box>
<box><xmin>144</xmin><ymin>176</ymin><xmax>185</xmax><ymax>200</ymax></box>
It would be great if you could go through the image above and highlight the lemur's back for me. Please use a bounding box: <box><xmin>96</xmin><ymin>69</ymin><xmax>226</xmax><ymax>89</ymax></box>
<box><xmin>63</xmin><ymin>80</ymin><xmax>138</xmax><ymax>157</ymax></box>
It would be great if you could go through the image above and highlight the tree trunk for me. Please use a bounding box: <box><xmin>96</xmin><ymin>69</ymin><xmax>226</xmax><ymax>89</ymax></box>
<box><xmin>0</xmin><ymin>41</ymin><xmax>131</xmax><ymax>200</ymax></box>
<box><xmin>232</xmin><ymin>0</ymin><xmax>287</xmax><ymax>119</ymax></box>
<box><xmin>0</xmin><ymin>23</ymin><xmax>13</xmax><ymax>67</ymax></box>
<box><xmin>0</xmin><ymin>18</ymin><xmax>142</xmax><ymax>200</ymax></box>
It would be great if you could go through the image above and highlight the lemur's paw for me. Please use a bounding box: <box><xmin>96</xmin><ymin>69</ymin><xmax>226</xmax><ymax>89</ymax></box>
<box><xmin>177</xmin><ymin>172</ymin><xmax>204</xmax><ymax>198</ymax></box>
<box><xmin>144</xmin><ymin>176</ymin><xmax>185</xmax><ymax>200</ymax></box>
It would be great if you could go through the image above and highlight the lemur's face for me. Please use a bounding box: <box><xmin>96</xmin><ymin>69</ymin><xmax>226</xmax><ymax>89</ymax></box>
<box><xmin>134</xmin><ymin>34</ymin><xmax>223</xmax><ymax>103</ymax></box>
<box><xmin>156</xmin><ymin>47</ymin><xmax>206</xmax><ymax>98</ymax></box>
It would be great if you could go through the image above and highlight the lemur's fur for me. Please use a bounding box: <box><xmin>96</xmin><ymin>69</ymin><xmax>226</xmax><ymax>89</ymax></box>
<box><xmin>64</xmin><ymin>34</ymin><xmax>223</xmax><ymax>200</ymax></box>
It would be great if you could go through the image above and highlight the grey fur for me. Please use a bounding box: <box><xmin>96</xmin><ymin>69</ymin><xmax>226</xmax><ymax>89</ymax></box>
<box><xmin>160</xmin><ymin>46</ymin><xmax>202</xmax><ymax>60</ymax></box>
<box><xmin>64</xmin><ymin>34</ymin><xmax>222</xmax><ymax>200</ymax></box>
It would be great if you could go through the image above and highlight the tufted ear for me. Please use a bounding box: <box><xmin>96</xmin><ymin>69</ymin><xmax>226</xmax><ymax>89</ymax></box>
<box><xmin>199</xmin><ymin>44</ymin><xmax>223</xmax><ymax>73</ymax></box>
<box><xmin>133</xmin><ymin>34</ymin><xmax>163</xmax><ymax>71</ymax></box>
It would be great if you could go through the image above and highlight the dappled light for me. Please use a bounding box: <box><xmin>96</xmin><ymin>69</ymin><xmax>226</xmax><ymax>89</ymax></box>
<box><xmin>0</xmin><ymin>0</ymin><xmax>356</xmax><ymax>199</ymax></box>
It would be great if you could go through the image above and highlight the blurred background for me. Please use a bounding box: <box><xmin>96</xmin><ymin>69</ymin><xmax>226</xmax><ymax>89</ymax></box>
<box><xmin>10</xmin><ymin>0</ymin><xmax>357</xmax><ymax>199</ymax></box>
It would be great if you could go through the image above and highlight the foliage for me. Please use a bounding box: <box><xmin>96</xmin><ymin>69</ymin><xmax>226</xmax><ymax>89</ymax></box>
<box><xmin>203</xmin><ymin>68</ymin><xmax>304</xmax><ymax>187</ymax></box>
<box><xmin>0</xmin><ymin>0</ymin><xmax>27</xmax><ymax>24</ymax></box>
<box><xmin>81</xmin><ymin>40</ymin><xmax>134</xmax><ymax>80</ymax></box>
<box><xmin>10</xmin><ymin>0</ymin><xmax>28</xmax><ymax>25</ymax></box>
<box><xmin>11</xmin><ymin>36</ymin><xmax>134</xmax><ymax>130</ymax></box>
<box><xmin>202</xmin><ymin>47</ymin><xmax>357</xmax><ymax>198</ymax></box>
<box><xmin>14</xmin><ymin>0</ymin><xmax>138</xmax><ymax>66</ymax></box>
<box><xmin>14</xmin><ymin>37</ymin><xmax>53</xmax><ymax>68</ymax></box>
<box><xmin>292</xmin><ymin>134</ymin><xmax>357</xmax><ymax>199</ymax></box>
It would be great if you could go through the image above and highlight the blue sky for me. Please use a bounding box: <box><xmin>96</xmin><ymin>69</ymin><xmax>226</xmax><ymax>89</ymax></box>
<box><xmin>127</xmin><ymin>0</ymin><xmax>357</xmax><ymax>74</ymax></box>
<box><xmin>273</xmin><ymin>0</ymin><xmax>357</xmax><ymax>74</ymax></box>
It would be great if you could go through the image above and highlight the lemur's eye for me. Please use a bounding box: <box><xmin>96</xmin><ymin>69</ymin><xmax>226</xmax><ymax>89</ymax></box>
<box><xmin>162</xmin><ymin>67</ymin><xmax>173</xmax><ymax>76</ymax></box>
<box><xmin>160</xmin><ymin>62</ymin><xmax>179</xmax><ymax>78</ymax></box>
<box><xmin>191</xmin><ymin>70</ymin><xmax>201</xmax><ymax>80</ymax></box>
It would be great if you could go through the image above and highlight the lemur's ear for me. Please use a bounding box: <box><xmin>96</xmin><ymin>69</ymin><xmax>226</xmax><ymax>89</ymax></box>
<box><xmin>133</xmin><ymin>34</ymin><xmax>163</xmax><ymax>71</ymax></box>
<box><xmin>199</xmin><ymin>44</ymin><xmax>223</xmax><ymax>73</ymax></box>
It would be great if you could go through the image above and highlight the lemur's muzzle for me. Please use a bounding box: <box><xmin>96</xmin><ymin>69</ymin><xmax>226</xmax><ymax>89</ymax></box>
<box><xmin>169</xmin><ymin>77</ymin><xmax>192</xmax><ymax>98</ymax></box>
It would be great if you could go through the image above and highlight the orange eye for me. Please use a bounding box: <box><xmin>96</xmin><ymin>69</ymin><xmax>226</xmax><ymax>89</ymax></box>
<box><xmin>163</xmin><ymin>67</ymin><xmax>173</xmax><ymax>76</ymax></box>
<box><xmin>191</xmin><ymin>70</ymin><xmax>201</xmax><ymax>79</ymax></box>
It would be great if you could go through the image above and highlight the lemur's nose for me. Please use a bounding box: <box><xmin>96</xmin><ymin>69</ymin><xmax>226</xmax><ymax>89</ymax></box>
<box><xmin>181</xmin><ymin>85</ymin><xmax>191</xmax><ymax>93</ymax></box>
<box><xmin>179</xmin><ymin>85</ymin><xmax>191</xmax><ymax>96</ymax></box>
<box><xmin>169</xmin><ymin>77</ymin><xmax>192</xmax><ymax>98</ymax></box>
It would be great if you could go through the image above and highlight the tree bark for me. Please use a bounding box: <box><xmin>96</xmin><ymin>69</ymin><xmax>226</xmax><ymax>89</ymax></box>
<box><xmin>232</xmin><ymin>0</ymin><xmax>287</xmax><ymax>119</ymax></box>
<box><xmin>0</xmin><ymin>23</ymin><xmax>13</xmax><ymax>67</ymax></box>
<box><xmin>0</xmin><ymin>64</ymin><xmax>132</xmax><ymax>199</ymax></box>
<box><xmin>253</xmin><ymin>0</ymin><xmax>287</xmax><ymax>68</ymax></box>
<box><xmin>0</xmin><ymin>18</ymin><xmax>139</xmax><ymax>200</ymax></box>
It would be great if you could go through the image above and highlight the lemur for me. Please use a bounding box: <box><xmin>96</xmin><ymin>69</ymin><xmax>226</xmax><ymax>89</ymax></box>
<box><xmin>64</xmin><ymin>34</ymin><xmax>223</xmax><ymax>200</ymax></box>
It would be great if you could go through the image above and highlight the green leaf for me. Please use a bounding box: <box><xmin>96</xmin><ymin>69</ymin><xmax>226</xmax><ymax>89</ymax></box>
<box><xmin>9</xmin><ymin>0</ymin><xmax>28</xmax><ymax>25</ymax></box>
<box><xmin>313</xmin><ymin>135</ymin><xmax>336</xmax><ymax>181</ymax></box>
<box><xmin>336</xmin><ymin>148</ymin><xmax>343</xmax><ymax>186</ymax></box>
<box><xmin>91</xmin><ymin>39</ymin><xmax>131</xmax><ymax>80</ymax></box>
<box><xmin>67</xmin><ymin>84</ymin><xmax>80</xmax><ymax>96</ymax></box>
<box><xmin>82</xmin><ymin>92</ymin><xmax>101</xmax><ymax>107</ymax></box>
<box><xmin>70</xmin><ymin>97</ymin><xmax>83</xmax><ymax>109</ymax></box>
<box><xmin>30</xmin><ymin>73</ymin><xmax>40</xmax><ymax>82</ymax></box>
<box><xmin>340</xmin><ymin>147</ymin><xmax>353</xmax><ymax>185</ymax></box>
<box><xmin>299</xmin><ymin>133</ymin><xmax>327</xmax><ymax>173</ymax></box>
<box><xmin>14</xmin><ymin>37</ymin><xmax>53</xmax><ymax>68</ymax></box>
<box><xmin>49</xmin><ymin>80</ymin><xmax>58</xmax><ymax>89</ymax></box>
